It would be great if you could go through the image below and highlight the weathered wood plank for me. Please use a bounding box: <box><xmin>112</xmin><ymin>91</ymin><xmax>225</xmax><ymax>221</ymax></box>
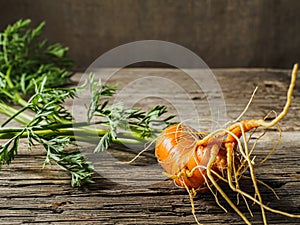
<box><xmin>0</xmin><ymin>68</ymin><xmax>299</xmax><ymax>224</ymax></box>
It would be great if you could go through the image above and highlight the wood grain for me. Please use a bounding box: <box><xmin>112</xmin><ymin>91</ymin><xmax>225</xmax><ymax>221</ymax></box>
<box><xmin>0</xmin><ymin>68</ymin><xmax>299</xmax><ymax>224</ymax></box>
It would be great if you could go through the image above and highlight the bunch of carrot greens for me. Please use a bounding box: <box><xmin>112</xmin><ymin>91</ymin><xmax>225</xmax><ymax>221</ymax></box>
<box><xmin>0</xmin><ymin>19</ymin><xmax>173</xmax><ymax>186</ymax></box>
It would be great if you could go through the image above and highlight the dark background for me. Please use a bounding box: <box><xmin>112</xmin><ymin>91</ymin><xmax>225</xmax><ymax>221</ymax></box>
<box><xmin>0</xmin><ymin>0</ymin><xmax>299</xmax><ymax>69</ymax></box>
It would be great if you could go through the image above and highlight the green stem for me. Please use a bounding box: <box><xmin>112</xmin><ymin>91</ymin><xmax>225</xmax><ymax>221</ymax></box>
<box><xmin>0</xmin><ymin>102</ymin><xmax>33</xmax><ymax>125</ymax></box>
<box><xmin>1</xmin><ymin>105</ymin><xmax>29</xmax><ymax>127</ymax></box>
<box><xmin>5</xmin><ymin>65</ymin><xmax>14</xmax><ymax>89</ymax></box>
<box><xmin>3</xmin><ymin>65</ymin><xmax>29</xmax><ymax>107</ymax></box>
<box><xmin>0</xmin><ymin>102</ymin><xmax>153</xmax><ymax>144</ymax></box>
<box><xmin>0</xmin><ymin>88</ymin><xmax>14</xmax><ymax>100</ymax></box>
<box><xmin>0</xmin><ymin>126</ymin><xmax>144</xmax><ymax>145</ymax></box>
<box><xmin>0</xmin><ymin>100</ymin><xmax>160</xmax><ymax>148</ymax></box>
<box><xmin>15</xmin><ymin>95</ymin><xmax>28</xmax><ymax>107</ymax></box>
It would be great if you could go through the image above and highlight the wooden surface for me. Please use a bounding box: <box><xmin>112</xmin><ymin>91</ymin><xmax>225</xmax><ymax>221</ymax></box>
<box><xmin>0</xmin><ymin>68</ymin><xmax>299</xmax><ymax>225</ymax></box>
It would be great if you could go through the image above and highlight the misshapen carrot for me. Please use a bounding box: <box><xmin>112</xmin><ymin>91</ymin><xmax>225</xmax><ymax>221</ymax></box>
<box><xmin>155</xmin><ymin>64</ymin><xmax>300</xmax><ymax>225</ymax></box>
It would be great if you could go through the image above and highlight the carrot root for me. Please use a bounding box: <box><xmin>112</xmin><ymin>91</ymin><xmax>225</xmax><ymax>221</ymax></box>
<box><xmin>124</xmin><ymin>64</ymin><xmax>300</xmax><ymax>224</ymax></box>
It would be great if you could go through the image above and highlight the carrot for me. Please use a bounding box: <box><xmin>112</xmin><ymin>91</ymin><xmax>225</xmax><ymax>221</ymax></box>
<box><xmin>155</xmin><ymin>64</ymin><xmax>300</xmax><ymax>225</ymax></box>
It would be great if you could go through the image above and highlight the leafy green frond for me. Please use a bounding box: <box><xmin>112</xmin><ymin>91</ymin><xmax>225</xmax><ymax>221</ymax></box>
<box><xmin>87</xmin><ymin>74</ymin><xmax>117</xmax><ymax>123</ymax></box>
<box><xmin>0</xmin><ymin>19</ymin><xmax>176</xmax><ymax>187</ymax></box>
<box><xmin>0</xmin><ymin>19</ymin><xmax>73</xmax><ymax>103</ymax></box>
<box><xmin>24</xmin><ymin>78</ymin><xmax>77</xmax><ymax>124</ymax></box>
<box><xmin>32</xmin><ymin>134</ymin><xmax>94</xmax><ymax>187</ymax></box>
<box><xmin>0</xmin><ymin>128</ymin><xmax>25</xmax><ymax>169</ymax></box>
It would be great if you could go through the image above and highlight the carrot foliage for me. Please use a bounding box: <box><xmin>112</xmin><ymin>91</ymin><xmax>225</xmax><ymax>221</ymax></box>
<box><xmin>0</xmin><ymin>19</ymin><xmax>174</xmax><ymax>186</ymax></box>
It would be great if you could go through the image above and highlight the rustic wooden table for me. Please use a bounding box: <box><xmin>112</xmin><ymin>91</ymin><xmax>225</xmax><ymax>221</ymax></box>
<box><xmin>0</xmin><ymin>68</ymin><xmax>299</xmax><ymax>224</ymax></box>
